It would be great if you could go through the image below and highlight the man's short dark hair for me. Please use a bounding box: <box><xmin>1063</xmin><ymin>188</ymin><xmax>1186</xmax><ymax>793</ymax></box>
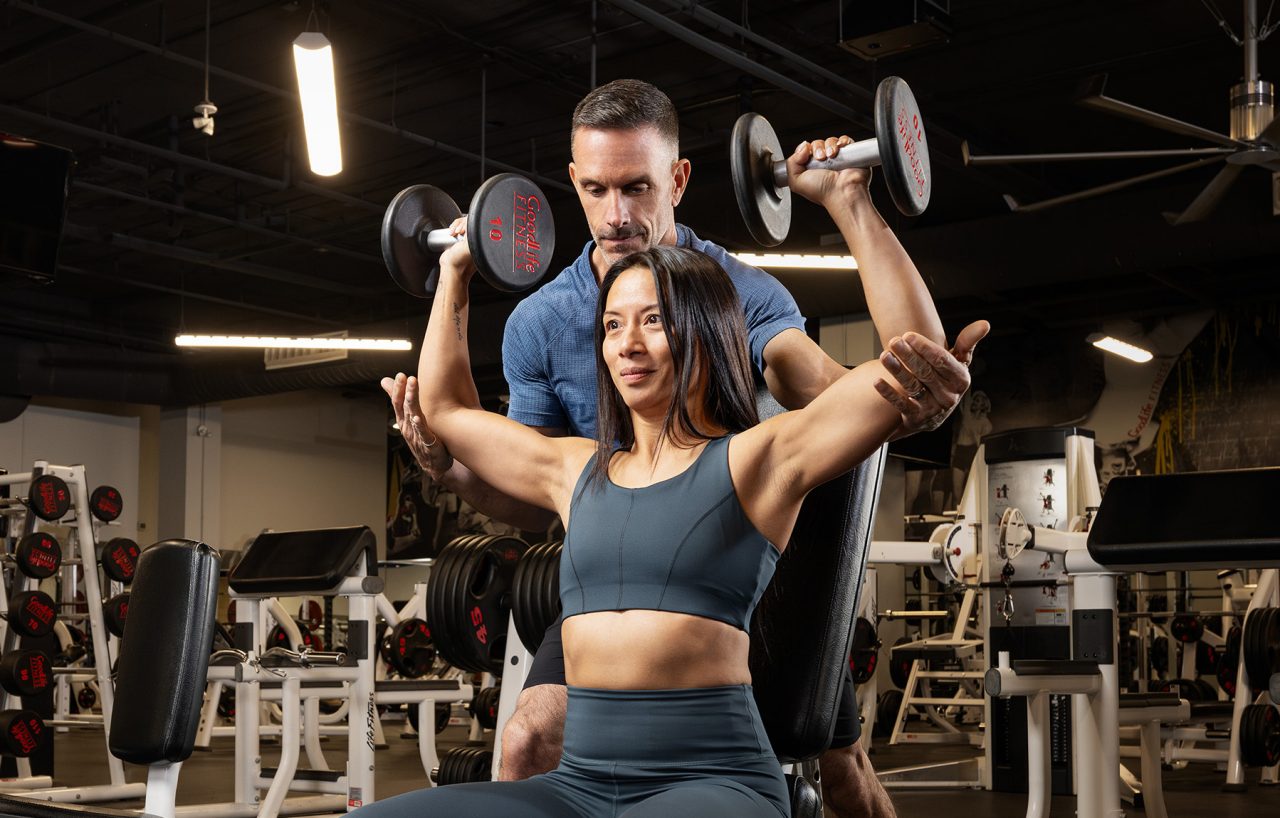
<box><xmin>571</xmin><ymin>79</ymin><xmax>679</xmax><ymax>154</ymax></box>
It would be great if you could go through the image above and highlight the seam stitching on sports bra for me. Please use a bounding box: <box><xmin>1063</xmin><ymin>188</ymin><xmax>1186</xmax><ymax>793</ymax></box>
<box><xmin>614</xmin><ymin>492</ymin><xmax>635</xmax><ymax>610</ymax></box>
<box><xmin>654</xmin><ymin>488</ymin><xmax>736</xmax><ymax>611</ymax></box>
<box><xmin>565</xmin><ymin>458</ymin><xmax>597</xmax><ymax>612</ymax></box>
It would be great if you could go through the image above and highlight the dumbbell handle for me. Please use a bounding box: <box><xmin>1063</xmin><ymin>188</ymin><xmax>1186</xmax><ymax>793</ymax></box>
<box><xmin>769</xmin><ymin>137</ymin><xmax>882</xmax><ymax>189</ymax></box>
<box><xmin>423</xmin><ymin>225</ymin><xmax>465</xmax><ymax>254</ymax></box>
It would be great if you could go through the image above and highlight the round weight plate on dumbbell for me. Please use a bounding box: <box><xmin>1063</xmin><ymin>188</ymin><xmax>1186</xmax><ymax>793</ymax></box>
<box><xmin>874</xmin><ymin>689</ymin><xmax>904</xmax><ymax>738</ymax></box>
<box><xmin>77</xmin><ymin>686</ymin><xmax>97</xmax><ymax>711</ymax></box>
<box><xmin>386</xmin><ymin>618</ymin><xmax>435</xmax><ymax>678</ymax></box>
<box><xmin>1218</xmin><ymin>625</ymin><xmax>1242</xmax><ymax>696</ymax></box>
<box><xmin>1195</xmin><ymin>640</ymin><xmax>1218</xmax><ymax>676</ymax></box>
<box><xmin>103</xmin><ymin>593</ymin><xmax>129</xmax><ymax>638</ymax></box>
<box><xmin>466</xmin><ymin>173</ymin><xmax>556</xmax><ymax>293</ymax></box>
<box><xmin>8</xmin><ymin>591</ymin><xmax>57</xmax><ymax>638</ymax></box>
<box><xmin>268</xmin><ymin>622</ymin><xmax>313</xmax><ymax>650</ymax></box>
<box><xmin>101</xmin><ymin>537</ymin><xmax>140</xmax><ymax>584</ymax></box>
<box><xmin>217</xmin><ymin>687</ymin><xmax>236</xmax><ymax>719</ymax></box>
<box><xmin>88</xmin><ymin>485</ymin><xmax>123</xmax><ymax>522</ymax></box>
<box><xmin>430</xmin><ymin>535</ymin><xmax>478</xmax><ymax>667</ymax></box>
<box><xmin>437</xmin><ymin>747</ymin><xmax>493</xmax><ymax>785</ymax></box>
<box><xmin>1149</xmin><ymin>635</ymin><xmax>1169</xmax><ymax>675</ymax></box>
<box><xmin>15</xmin><ymin>531</ymin><xmax>61</xmax><ymax>579</ymax></box>
<box><xmin>1240</xmin><ymin>703</ymin><xmax>1280</xmax><ymax>767</ymax></box>
<box><xmin>1170</xmin><ymin>615</ymin><xmax>1204</xmax><ymax>643</ymax></box>
<box><xmin>849</xmin><ymin>617</ymin><xmax>881</xmax><ymax>685</ymax></box>
<box><xmin>471</xmin><ymin>686</ymin><xmax>501</xmax><ymax>730</ymax></box>
<box><xmin>0</xmin><ymin>650</ymin><xmax>51</xmax><ymax>697</ymax></box>
<box><xmin>889</xmin><ymin>636</ymin><xmax>913</xmax><ymax>689</ymax></box>
<box><xmin>0</xmin><ymin>710</ymin><xmax>46</xmax><ymax>757</ymax></box>
<box><xmin>27</xmin><ymin>474</ymin><xmax>70</xmax><ymax>522</ymax></box>
<box><xmin>1243</xmin><ymin>607</ymin><xmax>1279</xmax><ymax>690</ymax></box>
<box><xmin>730</xmin><ymin>112</ymin><xmax>791</xmax><ymax>247</ymax></box>
<box><xmin>874</xmin><ymin>76</ymin><xmax>930</xmax><ymax>217</ymax></box>
<box><xmin>382</xmin><ymin>184</ymin><xmax>461</xmax><ymax>298</ymax></box>
<box><xmin>428</xmin><ymin>535</ymin><xmax>526</xmax><ymax>675</ymax></box>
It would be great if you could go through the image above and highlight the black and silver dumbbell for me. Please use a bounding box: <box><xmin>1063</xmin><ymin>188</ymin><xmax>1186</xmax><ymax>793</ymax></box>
<box><xmin>730</xmin><ymin>76</ymin><xmax>931</xmax><ymax>246</ymax></box>
<box><xmin>382</xmin><ymin>173</ymin><xmax>556</xmax><ymax>297</ymax></box>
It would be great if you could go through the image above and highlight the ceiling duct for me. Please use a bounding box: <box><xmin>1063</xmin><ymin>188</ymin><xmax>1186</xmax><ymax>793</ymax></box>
<box><xmin>838</xmin><ymin>1</ymin><xmax>952</xmax><ymax>61</ymax></box>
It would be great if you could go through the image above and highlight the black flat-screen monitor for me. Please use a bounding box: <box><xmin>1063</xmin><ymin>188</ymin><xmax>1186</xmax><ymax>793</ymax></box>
<box><xmin>0</xmin><ymin>134</ymin><xmax>73</xmax><ymax>282</ymax></box>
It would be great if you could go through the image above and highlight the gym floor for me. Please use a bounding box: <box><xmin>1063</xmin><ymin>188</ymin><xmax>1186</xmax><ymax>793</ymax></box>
<box><xmin>45</xmin><ymin>717</ymin><xmax>1280</xmax><ymax>817</ymax></box>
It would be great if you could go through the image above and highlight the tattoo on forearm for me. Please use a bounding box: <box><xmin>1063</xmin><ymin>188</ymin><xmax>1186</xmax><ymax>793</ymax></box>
<box><xmin>452</xmin><ymin>301</ymin><xmax>463</xmax><ymax>341</ymax></box>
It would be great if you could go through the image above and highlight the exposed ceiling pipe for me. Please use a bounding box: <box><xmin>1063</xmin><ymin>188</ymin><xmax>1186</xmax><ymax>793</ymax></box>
<box><xmin>601</xmin><ymin>0</ymin><xmax>870</xmax><ymax>128</ymax></box>
<box><xmin>0</xmin><ymin>103</ymin><xmax>384</xmax><ymax>213</ymax></box>
<box><xmin>8</xmin><ymin>0</ymin><xmax>573</xmax><ymax>194</ymax></box>
<box><xmin>58</xmin><ymin>264</ymin><xmax>348</xmax><ymax>328</ymax></box>
<box><xmin>61</xmin><ymin>223</ymin><xmax>388</xmax><ymax>297</ymax></box>
<box><xmin>647</xmin><ymin>0</ymin><xmax>873</xmax><ymax>103</ymax></box>
<box><xmin>72</xmin><ymin>181</ymin><xmax>382</xmax><ymax>266</ymax></box>
<box><xmin>602</xmin><ymin>1</ymin><xmax>987</xmax><ymax>183</ymax></box>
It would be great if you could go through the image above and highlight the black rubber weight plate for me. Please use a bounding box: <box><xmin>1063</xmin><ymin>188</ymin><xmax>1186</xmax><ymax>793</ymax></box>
<box><xmin>382</xmin><ymin>184</ymin><xmax>461</xmax><ymax>298</ymax></box>
<box><xmin>729</xmin><ymin>112</ymin><xmax>791</xmax><ymax>247</ymax></box>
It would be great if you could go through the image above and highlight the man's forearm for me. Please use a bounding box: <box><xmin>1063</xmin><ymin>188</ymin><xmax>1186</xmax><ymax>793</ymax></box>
<box><xmin>440</xmin><ymin>459</ymin><xmax>558</xmax><ymax>532</ymax></box>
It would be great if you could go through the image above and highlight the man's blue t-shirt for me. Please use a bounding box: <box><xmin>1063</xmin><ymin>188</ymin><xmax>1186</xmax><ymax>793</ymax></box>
<box><xmin>502</xmin><ymin>225</ymin><xmax>805</xmax><ymax>439</ymax></box>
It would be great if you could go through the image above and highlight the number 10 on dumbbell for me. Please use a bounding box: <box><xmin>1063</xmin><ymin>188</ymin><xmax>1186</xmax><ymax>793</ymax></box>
<box><xmin>382</xmin><ymin>173</ymin><xmax>556</xmax><ymax>297</ymax></box>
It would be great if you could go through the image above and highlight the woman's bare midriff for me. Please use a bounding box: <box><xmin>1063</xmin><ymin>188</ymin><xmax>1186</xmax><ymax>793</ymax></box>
<box><xmin>562</xmin><ymin>609</ymin><xmax>752</xmax><ymax>689</ymax></box>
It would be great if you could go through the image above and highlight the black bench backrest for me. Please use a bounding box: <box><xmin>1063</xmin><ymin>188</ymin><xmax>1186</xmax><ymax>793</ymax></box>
<box><xmin>229</xmin><ymin>526</ymin><xmax>376</xmax><ymax>594</ymax></box>
<box><xmin>109</xmin><ymin>539</ymin><xmax>220</xmax><ymax>765</ymax></box>
<box><xmin>1087</xmin><ymin>468</ymin><xmax>1280</xmax><ymax>571</ymax></box>
<box><xmin>749</xmin><ymin>389</ymin><xmax>886</xmax><ymax>762</ymax></box>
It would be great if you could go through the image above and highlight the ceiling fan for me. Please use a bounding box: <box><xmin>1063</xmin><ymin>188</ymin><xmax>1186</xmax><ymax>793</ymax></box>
<box><xmin>962</xmin><ymin>0</ymin><xmax>1280</xmax><ymax>224</ymax></box>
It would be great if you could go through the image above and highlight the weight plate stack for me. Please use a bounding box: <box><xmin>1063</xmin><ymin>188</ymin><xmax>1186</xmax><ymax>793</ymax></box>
<box><xmin>1239</xmin><ymin>703</ymin><xmax>1280</xmax><ymax>767</ymax></box>
<box><xmin>427</xmin><ymin>534</ymin><xmax>526</xmax><ymax>675</ymax></box>
<box><xmin>471</xmin><ymin>686</ymin><xmax>502</xmax><ymax>730</ymax></box>
<box><xmin>436</xmin><ymin>747</ymin><xmax>493</xmax><ymax>785</ymax></box>
<box><xmin>385</xmin><ymin>618</ymin><xmax>435</xmax><ymax>678</ymax></box>
<box><xmin>848</xmin><ymin>617</ymin><xmax>880</xmax><ymax>685</ymax></box>
<box><xmin>511</xmin><ymin>540</ymin><xmax>563</xmax><ymax>653</ymax></box>
<box><xmin>1243</xmin><ymin>607</ymin><xmax>1279</xmax><ymax>691</ymax></box>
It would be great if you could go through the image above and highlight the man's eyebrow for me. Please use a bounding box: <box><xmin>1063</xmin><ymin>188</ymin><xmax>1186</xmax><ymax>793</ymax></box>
<box><xmin>577</xmin><ymin>174</ymin><xmax>655</xmax><ymax>188</ymax></box>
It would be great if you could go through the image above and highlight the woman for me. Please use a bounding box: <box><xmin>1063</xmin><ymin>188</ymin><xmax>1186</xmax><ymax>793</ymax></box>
<box><xmin>363</xmin><ymin>236</ymin><xmax>943</xmax><ymax>817</ymax></box>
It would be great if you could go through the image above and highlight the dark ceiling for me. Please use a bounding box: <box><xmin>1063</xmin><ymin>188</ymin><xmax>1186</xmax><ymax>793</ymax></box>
<box><xmin>2</xmin><ymin>0</ymin><xmax>1279</xmax><ymax>406</ymax></box>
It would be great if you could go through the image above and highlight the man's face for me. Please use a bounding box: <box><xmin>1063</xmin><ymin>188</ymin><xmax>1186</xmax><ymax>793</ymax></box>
<box><xmin>569</xmin><ymin>126</ymin><xmax>690</xmax><ymax>274</ymax></box>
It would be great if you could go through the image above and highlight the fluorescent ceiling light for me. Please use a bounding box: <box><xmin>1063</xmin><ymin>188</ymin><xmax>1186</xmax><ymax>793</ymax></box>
<box><xmin>1088</xmin><ymin>334</ymin><xmax>1153</xmax><ymax>363</ymax></box>
<box><xmin>292</xmin><ymin>32</ymin><xmax>343</xmax><ymax>176</ymax></box>
<box><xmin>176</xmin><ymin>335</ymin><xmax>411</xmax><ymax>350</ymax></box>
<box><xmin>730</xmin><ymin>253</ymin><xmax>858</xmax><ymax>270</ymax></box>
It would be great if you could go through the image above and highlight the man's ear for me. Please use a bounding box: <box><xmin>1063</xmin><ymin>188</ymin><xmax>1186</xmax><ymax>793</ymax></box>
<box><xmin>671</xmin><ymin>158</ymin><xmax>691</xmax><ymax>206</ymax></box>
<box><xmin>569</xmin><ymin>161</ymin><xmax>579</xmax><ymax>189</ymax></box>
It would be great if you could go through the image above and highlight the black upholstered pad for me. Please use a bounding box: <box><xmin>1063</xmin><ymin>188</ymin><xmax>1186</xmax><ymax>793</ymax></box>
<box><xmin>0</xmin><ymin>795</ymin><xmax>132</xmax><ymax>818</ymax></box>
<box><xmin>749</xmin><ymin>389</ymin><xmax>886</xmax><ymax>762</ymax></box>
<box><xmin>229</xmin><ymin>526</ymin><xmax>375</xmax><ymax>593</ymax></box>
<box><xmin>1087</xmin><ymin>468</ymin><xmax>1280</xmax><ymax>571</ymax></box>
<box><xmin>109</xmin><ymin>539</ymin><xmax>220</xmax><ymax>765</ymax></box>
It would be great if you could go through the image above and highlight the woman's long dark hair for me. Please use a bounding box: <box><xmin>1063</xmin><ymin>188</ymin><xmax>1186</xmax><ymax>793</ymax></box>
<box><xmin>590</xmin><ymin>246</ymin><xmax>760</xmax><ymax>486</ymax></box>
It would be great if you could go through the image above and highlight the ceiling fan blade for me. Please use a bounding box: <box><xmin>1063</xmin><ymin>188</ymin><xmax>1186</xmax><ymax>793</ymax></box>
<box><xmin>1257</xmin><ymin>114</ymin><xmax>1280</xmax><ymax>147</ymax></box>
<box><xmin>962</xmin><ymin>141</ymin><xmax>1233</xmax><ymax>166</ymax></box>
<box><xmin>1168</xmin><ymin>162</ymin><xmax>1247</xmax><ymax>225</ymax></box>
<box><xmin>1003</xmin><ymin>156</ymin><xmax>1225</xmax><ymax>213</ymax></box>
<box><xmin>1078</xmin><ymin>75</ymin><xmax>1242</xmax><ymax>149</ymax></box>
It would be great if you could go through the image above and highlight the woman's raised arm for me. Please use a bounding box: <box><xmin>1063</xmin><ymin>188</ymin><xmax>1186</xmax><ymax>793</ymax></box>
<box><xmin>418</xmin><ymin>227</ymin><xmax>592</xmax><ymax>516</ymax></box>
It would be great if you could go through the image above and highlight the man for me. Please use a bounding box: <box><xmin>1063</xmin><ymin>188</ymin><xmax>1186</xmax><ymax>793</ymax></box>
<box><xmin>385</xmin><ymin>79</ymin><xmax>987</xmax><ymax>818</ymax></box>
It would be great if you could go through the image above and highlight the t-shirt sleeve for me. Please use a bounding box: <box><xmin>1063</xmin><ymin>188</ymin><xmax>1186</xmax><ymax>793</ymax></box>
<box><xmin>737</xmin><ymin>268</ymin><xmax>806</xmax><ymax>375</ymax></box>
<box><xmin>502</xmin><ymin>307</ymin><xmax>567</xmax><ymax>430</ymax></box>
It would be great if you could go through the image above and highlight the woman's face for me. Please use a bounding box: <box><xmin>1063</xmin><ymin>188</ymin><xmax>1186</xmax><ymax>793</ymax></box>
<box><xmin>601</xmin><ymin>266</ymin><xmax>675</xmax><ymax>415</ymax></box>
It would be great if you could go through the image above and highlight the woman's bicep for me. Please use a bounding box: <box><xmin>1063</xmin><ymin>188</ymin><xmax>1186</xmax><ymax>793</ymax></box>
<box><xmin>434</xmin><ymin>407</ymin><xmax>584</xmax><ymax>512</ymax></box>
<box><xmin>770</xmin><ymin>361</ymin><xmax>900</xmax><ymax>492</ymax></box>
